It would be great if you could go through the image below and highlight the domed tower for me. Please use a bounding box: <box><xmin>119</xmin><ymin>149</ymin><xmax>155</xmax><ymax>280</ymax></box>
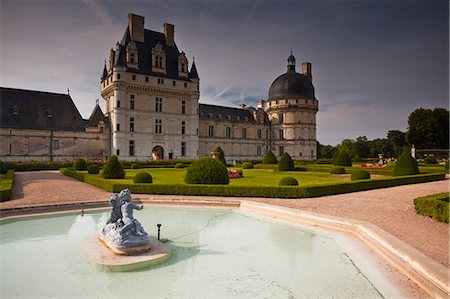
<box><xmin>266</xmin><ymin>53</ymin><xmax>318</xmax><ymax>159</ymax></box>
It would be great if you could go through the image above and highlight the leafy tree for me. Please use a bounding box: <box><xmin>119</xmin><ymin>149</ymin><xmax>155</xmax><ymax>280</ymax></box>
<box><xmin>387</xmin><ymin>130</ymin><xmax>406</xmax><ymax>157</ymax></box>
<box><xmin>213</xmin><ymin>146</ymin><xmax>227</xmax><ymax>165</ymax></box>
<box><xmin>355</xmin><ymin>136</ymin><xmax>370</xmax><ymax>158</ymax></box>
<box><xmin>333</xmin><ymin>148</ymin><xmax>352</xmax><ymax>166</ymax></box>
<box><xmin>338</xmin><ymin>139</ymin><xmax>358</xmax><ymax>159</ymax></box>
<box><xmin>406</xmin><ymin>108</ymin><xmax>449</xmax><ymax>149</ymax></box>
<box><xmin>318</xmin><ymin>143</ymin><xmax>336</xmax><ymax>159</ymax></box>
<box><xmin>102</xmin><ymin>155</ymin><xmax>125</xmax><ymax>179</ymax></box>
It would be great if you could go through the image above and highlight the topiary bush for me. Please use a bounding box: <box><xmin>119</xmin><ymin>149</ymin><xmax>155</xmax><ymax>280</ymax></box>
<box><xmin>102</xmin><ymin>155</ymin><xmax>125</xmax><ymax>179</ymax></box>
<box><xmin>424</xmin><ymin>155</ymin><xmax>437</xmax><ymax>165</ymax></box>
<box><xmin>73</xmin><ymin>158</ymin><xmax>87</xmax><ymax>171</ymax></box>
<box><xmin>131</xmin><ymin>163</ymin><xmax>140</xmax><ymax>169</ymax></box>
<box><xmin>87</xmin><ymin>164</ymin><xmax>100</xmax><ymax>174</ymax></box>
<box><xmin>393</xmin><ymin>147</ymin><xmax>419</xmax><ymax>176</ymax></box>
<box><xmin>133</xmin><ymin>172</ymin><xmax>152</xmax><ymax>183</ymax></box>
<box><xmin>184</xmin><ymin>157</ymin><xmax>229</xmax><ymax>184</ymax></box>
<box><xmin>278</xmin><ymin>152</ymin><xmax>294</xmax><ymax>171</ymax></box>
<box><xmin>0</xmin><ymin>161</ymin><xmax>7</xmax><ymax>174</ymax></box>
<box><xmin>330</xmin><ymin>167</ymin><xmax>345</xmax><ymax>174</ymax></box>
<box><xmin>279</xmin><ymin>177</ymin><xmax>298</xmax><ymax>186</ymax></box>
<box><xmin>333</xmin><ymin>148</ymin><xmax>352</xmax><ymax>166</ymax></box>
<box><xmin>263</xmin><ymin>150</ymin><xmax>278</xmax><ymax>164</ymax></box>
<box><xmin>351</xmin><ymin>170</ymin><xmax>370</xmax><ymax>180</ymax></box>
<box><xmin>213</xmin><ymin>146</ymin><xmax>227</xmax><ymax>165</ymax></box>
<box><xmin>175</xmin><ymin>163</ymin><xmax>185</xmax><ymax>168</ymax></box>
<box><xmin>242</xmin><ymin>162</ymin><xmax>253</xmax><ymax>169</ymax></box>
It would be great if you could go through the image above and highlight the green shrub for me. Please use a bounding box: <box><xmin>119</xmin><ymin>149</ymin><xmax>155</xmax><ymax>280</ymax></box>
<box><xmin>445</xmin><ymin>160</ymin><xmax>450</xmax><ymax>173</ymax></box>
<box><xmin>424</xmin><ymin>155</ymin><xmax>438</xmax><ymax>165</ymax></box>
<box><xmin>414</xmin><ymin>192</ymin><xmax>449</xmax><ymax>223</ymax></box>
<box><xmin>330</xmin><ymin>167</ymin><xmax>345</xmax><ymax>174</ymax></box>
<box><xmin>184</xmin><ymin>157</ymin><xmax>229</xmax><ymax>184</ymax></box>
<box><xmin>0</xmin><ymin>161</ymin><xmax>7</xmax><ymax>174</ymax></box>
<box><xmin>73</xmin><ymin>158</ymin><xmax>87</xmax><ymax>171</ymax></box>
<box><xmin>278</xmin><ymin>152</ymin><xmax>294</xmax><ymax>171</ymax></box>
<box><xmin>87</xmin><ymin>164</ymin><xmax>100</xmax><ymax>174</ymax></box>
<box><xmin>102</xmin><ymin>155</ymin><xmax>125</xmax><ymax>179</ymax></box>
<box><xmin>131</xmin><ymin>163</ymin><xmax>140</xmax><ymax>169</ymax></box>
<box><xmin>0</xmin><ymin>169</ymin><xmax>14</xmax><ymax>201</ymax></box>
<box><xmin>263</xmin><ymin>150</ymin><xmax>278</xmax><ymax>164</ymax></box>
<box><xmin>175</xmin><ymin>163</ymin><xmax>185</xmax><ymax>168</ymax></box>
<box><xmin>213</xmin><ymin>146</ymin><xmax>227</xmax><ymax>165</ymax></box>
<box><xmin>351</xmin><ymin>170</ymin><xmax>370</xmax><ymax>180</ymax></box>
<box><xmin>353</xmin><ymin>155</ymin><xmax>363</xmax><ymax>162</ymax></box>
<box><xmin>333</xmin><ymin>148</ymin><xmax>352</xmax><ymax>166</ymax></box>
<box><xmin>279</xmin><ymin>177</ymin><xmax>298</xmax><ymax>186</ymax></box>
<box><xmin>393</xmin><ymin>147</ymin><xmax>419</xmax><ymax>176</ymax></box>
<box><xmin>133</xmin><ymin>172</ymin><xmax>153</xmax><ymax>183</ymax></box>
<box><xmin>242</xmin><ymin>162</ymin><xmax>253</xmax><ymax>169</ymax></box>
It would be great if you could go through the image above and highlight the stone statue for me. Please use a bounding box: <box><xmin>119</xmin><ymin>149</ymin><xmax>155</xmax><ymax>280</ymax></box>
<box><xmin>100</xmin><ymin>189</ymin><xmax>150</xmax><ymax>254</ymax></box>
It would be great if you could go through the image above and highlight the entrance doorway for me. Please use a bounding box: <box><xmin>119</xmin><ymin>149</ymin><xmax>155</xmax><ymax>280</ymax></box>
<box><xmin>152</xmin><ymin>146</ymin><xmax>164</xmax><ymax>160</ymax></box>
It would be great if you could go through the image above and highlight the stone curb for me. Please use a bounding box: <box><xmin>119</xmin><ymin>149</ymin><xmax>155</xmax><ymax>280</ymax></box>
<box><xmin>239</xmin><ymin>201</ymin><xmax>449</xmax><ymax>299</ymax></box>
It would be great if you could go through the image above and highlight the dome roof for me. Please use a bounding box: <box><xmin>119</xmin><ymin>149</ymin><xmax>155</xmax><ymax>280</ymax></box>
<box><xmin>268</xmin><ymin>55</ymin><xmax>315</xmax><ymax>101</ymax></box>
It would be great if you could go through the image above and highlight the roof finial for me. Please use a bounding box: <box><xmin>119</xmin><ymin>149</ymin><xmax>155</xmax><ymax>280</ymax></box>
<box><xmin>290</xmin><ymin>48</ymin><xmax>293</xmax><ymax>55</ymax></box>
<box><xmin>96</xmin><ymin>98</ymin><xmax>99</xmax><ymax>106</ymax></box>
<box><xmin>67</xmin><ymin>88</ymin><xmax>70</xmax><ymax>95</ymax></box>
<box><xmin>193</xmin><ymin>54</ymin><xmax>195</xmax><ymax>62</ymax></box>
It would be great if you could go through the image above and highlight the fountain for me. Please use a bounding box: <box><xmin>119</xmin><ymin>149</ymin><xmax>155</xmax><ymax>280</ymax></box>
<box><xmin>84</xmin><ymin>189</ymin><xmax>170</xmax><ymax>271</ymax></box>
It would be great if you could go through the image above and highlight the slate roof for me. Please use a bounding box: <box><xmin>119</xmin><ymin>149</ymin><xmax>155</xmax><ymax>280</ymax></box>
<box><xmin>199</xmin><ymin>103</ymin><xmax>255</xmax><ymax>123</ymax></box>
<box><xmin>113</xmin><ymin>28</ymin><xmax>193</xmax><ymax>81</ymax></box>
<box><xmin>87</xmin><ymin>103</ymin><xmax>109</xmax><ymax>128</ymax></box>
<box><xmin>0</xmin><ymin>87</ymin><xmax>87</xmax><ymax>131</ymax></box>
<box><xmin>189</xmin><ymin>61</ymin><xmax>199</xmax><ymax>79</ymax></box>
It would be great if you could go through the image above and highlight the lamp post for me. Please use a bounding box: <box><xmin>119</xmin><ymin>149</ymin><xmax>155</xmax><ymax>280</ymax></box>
<box><xmin>157</xmin><ymin>224</ymin><xmax>162</xmax><ymax>240</ymax></box>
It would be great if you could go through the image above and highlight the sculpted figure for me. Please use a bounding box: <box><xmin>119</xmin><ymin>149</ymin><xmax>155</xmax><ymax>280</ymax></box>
<box><xmin>106</xmin><ymin>193</ymin><xmax>122</xmax><ymax>224</ymax></box>
<box><xmin>119</xmin><ymin>189</ymin><xmax>145</xmax><ymax>236</ymax></box>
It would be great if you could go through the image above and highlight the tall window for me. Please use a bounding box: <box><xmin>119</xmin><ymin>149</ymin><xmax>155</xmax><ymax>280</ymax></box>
<box><xmin>129</xmin><ymin>140</ymin><xmax>135</xmax><ymax>156</ymax></box>
<box><xmin>116</xmin><ymin>123</ymin><xmax>120</xmax><ymax>131</ymax></box>
<box><xmin>181</xmin><ymin>63</ymin><xmax>185</xmax><ymax>72</ymax></box>
<box><xmin>155</xmin><ymin>97</ymin><xmax>162</xmax><ymax>112</ymax></box>
<box><xmin>242</xmin><ymin>128</ymin><xmax>247</xmax><ymax>139</ymax></box>
<box><xmin>116</xmin><ymin>100</ymin><xmax>121</xmax><ymax>108</ymax></box>
<box><xmin>279</xmin><ymin>129</ymin><xmax>284</xmax><ymax>140</ymax></box>
<box><xmin>181</xmin><ymin>121</ymin><xmax>186</xmax><ymax>135</ymax></box>
<box><xmin>52</xmin><ymin>139</ymin><xmax>59</xmax><ymax>150</ymax></box>
<box><xmin>257</xmin><ymin>129</ymin><xmax>262</xmax><ymax>139</ymax></box>
<box><xmin>279</xmin><ymin>146</ymin><xmax>284</xmax><ymax>157</ymax></box>
<box><xmin>130</xmin><ymin>53</ymin><xmax>135</xmax><ymax>63</ymax></box>
<box><xmin>157</xmin><ymin>78</ymin><xmax>164</xmax><ymax>84</ymax></box>
<box><xmin>181</xmin><ymin>142</ymin><xmax>186</xmax><ymax>157</ymax></box>
<box><xmin>130</xmin><ymin>117</ymin><xmax>134</xmax><ymax>132</ymax></box>
<box><xmin>130</xmin><ymin>95</ymin><xmax>135</xmax><ymax>110</ymax></box>
<box><xmin>155</xmin><ymin>56</ymin><xmax>163</xmax><ymax>68</ymax></box>
<box><xmin>208</xmin><ymin>126</ymin><xmax>214</xmax><ymax>137</ymax></box>
<box><xmin>279</xmin><ymin>113</ymin><xmax>284</xmax><ymax>124</ymax></box>
<box><xmin>181</xmin><ymin>100</ymin><xmax>186</xmax><ymax>114</ymax></box>
<box><xmin>155</xmin><ymin>119</ymin><xmax>162</xmax><ymax>134</ymax></box>
<box><xmin>116</xmin><ymin>149</ymin><xmax>120</xmax><ymax>156</ymax></box>
<box><xmin>226</xmin><ymin>127</ymin><xmax>232</xmax><ymax>138</ymax></box>
<box><xmin>117</xmin><ymin>74</ymin><xmax>121</xmax><ymax>80</ymax></box>
<box><xmin>132</xmin><ymin>74</ymin><xmax>136</xmax><ymax>81</ymax></box>
<box><xmin>257</xmin><ymin>146</ymin><xmax>261</xmax><ymax>156</ymax></box>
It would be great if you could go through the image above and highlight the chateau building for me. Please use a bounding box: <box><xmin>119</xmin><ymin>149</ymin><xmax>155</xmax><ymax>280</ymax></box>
<box><xmin>1</xmin><ymin>13</ymin><xmax>318</xmax><ymax>163</ymax></box>
<box><xmin>101</xmin><ymin>13</ymin><xmax>318</xmax><ymax>162</ymax></box>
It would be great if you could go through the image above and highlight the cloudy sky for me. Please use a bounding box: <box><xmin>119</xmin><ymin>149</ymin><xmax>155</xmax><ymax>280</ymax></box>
<box><xmin>1</xmin><ymin>0</ymin><xmax>448</xmax><ymax>145</ymax></box>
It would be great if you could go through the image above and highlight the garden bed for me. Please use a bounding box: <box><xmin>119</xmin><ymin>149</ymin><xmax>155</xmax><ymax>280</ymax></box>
<box><xmin>414</xmin><ymin>192</ymin><xmax>449</xmax><ymax>223</ymax></box>
<box><xmin>60</xmin><ymin>168</ymin><xmax>445</xmax><ymax>199</ymax></box>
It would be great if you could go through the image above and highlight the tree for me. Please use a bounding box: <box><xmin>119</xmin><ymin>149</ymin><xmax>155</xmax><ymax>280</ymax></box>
<box><xmin>338</xmin><ymin>139</ymin><xmax>358</xmax><ymax>159</ymax></box>
<box><xmin>355</xmin><ymin>136</ymin><xmax>370</xmax><ymax>158</ymax></box>
<box><xmin>318</xmin><ymin>143</ymin><xmax>336</xmax><ymax>159</ymax></box>
<box><xmin>387</xmin><ymin>130</ymin><xmax>406</xmax><ymax>157</ymax></box>
<box><xmin>406</xmin><ymin>108</ymin><xmax>449</xmax><ymax>149</ymax></box>
<box><xmin>333</xmin><ymin>148</ymin><xmax>352</xmax><ymax>166</ymax></box>
<box><xmin>102</xmin><ymin>155</ymin><xmax>125</xmax><ymax>179</ymax></box>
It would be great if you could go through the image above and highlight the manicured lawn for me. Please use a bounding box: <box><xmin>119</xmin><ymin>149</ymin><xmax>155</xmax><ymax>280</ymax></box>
<box><xmin>93</xmin><ymin>168</ymin><xmax>356</xmax><ymax>187</ymax></box>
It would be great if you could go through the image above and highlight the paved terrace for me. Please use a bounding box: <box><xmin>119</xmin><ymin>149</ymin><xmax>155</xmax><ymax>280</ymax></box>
<box><xmin>1</xmin><ymin>171</ymin><xmax>448</xmax><ymax>268</ymax></box>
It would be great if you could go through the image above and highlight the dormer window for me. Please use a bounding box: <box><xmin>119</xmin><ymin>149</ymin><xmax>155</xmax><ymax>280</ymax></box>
<box><xmin>178</xmin><ymin>51</ymin><xmax>188</xmax><ymax>77</ymax></box>
<box><xmin>208</xmin><ymin>113</ymin><xmax>213</xmax><ymax>118</ymax></box>
<box><xmin>12</xmin><ymin>105</ymin><xmax>19</xmax><ymax>115</ymax></box>
<box><xmin>130</xmin><ymin>53</ymin><xmax>135</xmax><ymax>63</ymax></box>
<box><xmin>226</xmin><ymin>115</ymin><xmax>231</xmax><ymax>120</ymax></box>
<box><xmin>217</xmin><ymin>114</ymin><xmax>222</xmax><ymax>119</ymax></box>
<box><xmin>46</xmin><ymin>109</ymin><xmax>53</xmax><ymax>118</ymax></box>
<box><xmin>181</xmin><ymin>63</ymin><xmax>185</xmax><ymax>72</ymax></box>
<box><xmin>244</xmin><ymin>116</ymin><xmax>248</xmax><ymax>121</ymax></box>
<box><xmin>152</xmin><ymin>42</ymin><xmax>166</xmax><ymax>73</ymax></box>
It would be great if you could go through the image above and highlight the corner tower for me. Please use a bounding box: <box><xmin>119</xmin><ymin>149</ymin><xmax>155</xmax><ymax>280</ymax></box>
<box><xmin>266</xmin><ymin>53</ymin><xmax>318</xmax><ymax>159</ymax></box>
<box><xmin>100</xmin><ymin>13</ymin><xmax>199</xmax><ymax>161</ymax></box>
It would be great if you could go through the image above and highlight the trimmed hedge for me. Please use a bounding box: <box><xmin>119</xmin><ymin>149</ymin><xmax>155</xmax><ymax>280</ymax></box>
<box><xmin>394</xmin><ymin>147</ymin><xmax>419</xmax><ymax>176</ymax></box>
<box><xmin>0</xmin><ymin>161</ymin><xmax>7</xmax><ymax>174</ymax></box>
<box><xmin>102</xmin><ymin>155</ymin><xmax>125</xmax><ymax>179</ymax></box>
<box><xmin>133</xmin><ymin>172</ymin><xmax>153</xmax><ymax>183</ymax></box>
<box><xmin>330</xmin><ymin>167</ymin><xmax>345</xmax><ymax>174</ymax></box>
<box><xmin>213</xmin><ymin>146</ymin><xmax>227</xmax><ymax>165</ymax></box>
<box><xmin>424</xmin><ymin>156</ymin><xmax>438</xmax><ymax>165</ymax></box>
<box><xmin>5</xmin><ymin>161</ymin><xmax>74</xmax><ymax>171</ymax></box>
<box><xmin>278</xmin><ymin>152</ymin><xmax>294</xmax><ymax>171</ymax></box>
<box><xmin>131</xmin><ymin>163</ymin><xmax>140</xmax><ymax>169</ymax></box>
<box><xmin>185</xmin><ymin>158</ymin><xmax>229</xmax><ymax>184</ymax></box>
<box><xmin>0</xmin><ymin>169</ymin><xmax>15</xmax><ymax>201</ymax></box>
<box><xmin>175</xmin><ymin>163</ymin><xmax>185</xmax><ymax>168</ymax></box>
<box><xmin>351</xmin><ymin>170</ymin><xmax>370</xmax><ymax>180</ymax></box>
<box><xmin>262</xmin><ymin>150</ymin><xmax>278</xmax><ymax>164</ymax></box>
<box><xmin>87</xmin><ymin>164</ymin><xmax>100</xmax><ymax>174</ymax></box>
<box><xmin>73</xmin><ymin>158</ymin><xmax>87</xmax><ymax>171</ymax></box>
<box><xmin>414</xmin><ymin>192</ymin><xmax>449</xmax><ymax>223</ymax></box>
<box><xmin>279</xmin><ymin>177</ymin><xmax>298</xmax><ymax>186</ymax></box>
<box><xmin>60</xmin><ymin>168</ymin><xmax>444</xmax><ymax>199</ymax></box>
<box><xmin>242</xmin><ymin>162</ymin><xmax>253</xmax><ymax>169</ymax></box>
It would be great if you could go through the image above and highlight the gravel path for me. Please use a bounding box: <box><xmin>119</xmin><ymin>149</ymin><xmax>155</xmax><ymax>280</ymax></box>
<box><xmin>1</xmin><ymin>171</ymin><xmax>449</xmax><ymax>268</ymax></box>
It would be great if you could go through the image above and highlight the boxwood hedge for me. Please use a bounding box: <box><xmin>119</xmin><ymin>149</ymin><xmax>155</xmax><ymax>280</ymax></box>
<box><xmin>414</xmin><ymin>192</ymin><xmax>449</xmax><ymax>223</ymax></box>
<box><xmin>60</xmin><ymin>168</ymin><xmax>444</xmax><ymax>199</ymax></box>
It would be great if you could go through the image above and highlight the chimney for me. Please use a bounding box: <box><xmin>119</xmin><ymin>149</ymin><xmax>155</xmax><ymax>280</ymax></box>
<box><xmin>302</xmin><ymin>62</ymin><xmax>312</xmax><ymax>80</ymax></box>
<box><xmin>257</xmin><ymin>100</ymin><xmax>265</xmax><ymax>110</ymax></box>
<box><xmin>164</xmin><ymin>23</ymin><xmax>175</xmax><ymax>47</ymax></box>
<box><xmin>128</xmin><ymin>13</ymin><xmax>145</xmax><ymax>43</ymax></box>
<box><xmin>240</xmin><ymin>103</ymin><xmax>247</xmax><ymax>109</ymax></box>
